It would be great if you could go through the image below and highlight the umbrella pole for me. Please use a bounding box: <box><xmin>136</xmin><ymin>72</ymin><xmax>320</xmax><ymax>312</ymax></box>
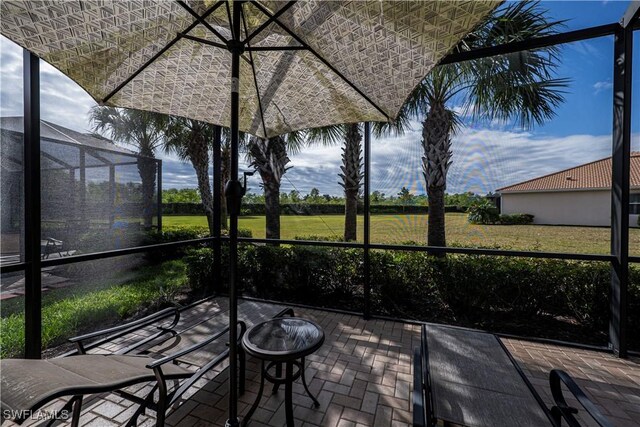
<box><xmin>225</xmin><ymin>2</ymin><xmax>243</xmax><ymax>426</ymax></box>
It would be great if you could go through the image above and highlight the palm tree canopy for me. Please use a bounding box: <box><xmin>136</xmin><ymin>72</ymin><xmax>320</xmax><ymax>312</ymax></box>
<box><xmin>89</xmin><ymin>106</ymin><xmax>166</xmax><ymax>156</ymax></box>
<box><xmin>394</xmin><ymin>0</ymin><xmax>569</xmax><ymax>132</ymax></box>
<box><xmin>244</xmin><ymin>130</ymin><xmax>306</xmax><ymax>165</ymax></box>
<box><xmin>163</xmin><ymin>117</ymin><xmax>215</xmax><ymax>161</ymax></box>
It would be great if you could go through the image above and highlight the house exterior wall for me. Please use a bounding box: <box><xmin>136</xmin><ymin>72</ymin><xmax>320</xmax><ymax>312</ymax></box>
<box><xmin>501</xmin><ymin>190</ymin><xmax>640</xmax><ymax>227</ymax></box>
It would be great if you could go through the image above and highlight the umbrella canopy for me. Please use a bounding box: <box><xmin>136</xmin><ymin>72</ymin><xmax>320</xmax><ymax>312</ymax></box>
<box><xmin>1</xmin><ymin>0</ymin><xmax>499</xmax><ymax>139</ymax></box>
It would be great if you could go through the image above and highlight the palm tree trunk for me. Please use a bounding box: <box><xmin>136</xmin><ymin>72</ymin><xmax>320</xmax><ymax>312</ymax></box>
<box><xmin>422</xmin><ymin>101</ymin><xmax>452</xmax><ymax>248</ymax></box>
<box><xmin>341</xmin><ymin>124</ymin><xmax>362</xmax><ymax>242</ymax></box>
<box><xmin>137</xmin><ymin>146</ymin><xmax>157</xmax><ymax>229</ymax></box>
<box><xmin>188</xmin><ymin>134</ymin><xmax>214</xmax><ymax>235</ymax></box>
<box><xmin>344</xmin><ymin>189</ymin><xmax>358</xmax><ymax>241</ymax></box>
<box><xmin>249</xmin><ymin>137</ymin><xmax>290</xmax><ymax>241</ymax></box>
<box><xmin>263</xmin><ymin>179</ymin><xmax>281</xmax><ymax>240</ymax></box>
<box><xmin>427</xmin><ymin>186</ymin><xmax>446</xmax><ymax>247</ymax></box>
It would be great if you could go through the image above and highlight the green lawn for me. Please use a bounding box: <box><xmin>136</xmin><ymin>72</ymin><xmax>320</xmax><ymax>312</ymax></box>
<box><xmin>164</xmin><ymin>213</ymin><xmax>640</xmax><ymax>255</ymax></box>
<box><xmin>0</xmin><ymin>260</ymin><xmax>188</xmax><ymax>358</ymax></box>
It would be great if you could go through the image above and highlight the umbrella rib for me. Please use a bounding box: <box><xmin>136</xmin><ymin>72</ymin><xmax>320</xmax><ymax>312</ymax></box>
<box><xmin>177</xmin><ymin>1</ymin><xmax>229</xmax><ymax>44</ymax></box>
<box><xmin>249</xmin><ymin>1</ymin><xmax>391</xmax><ymax>121</ymax></box>
<box><xmin>247</xmin><ymin>46</ymin><xmax>307</xmax><ymax>51</ymax></box>
<box><xmin>225</xmin><ymin>2</ymin><xmax>234</xmax><ymax>39</ymax></box>
<box><xmin>182</xmin><ymin>34</ymin><xmax>253</xmax><ymax>65</ymax></box>
<box><xmin>241</xmin><ymin>6</ymin><xmax>269</xmax><ymax>139</ymax></box>
<box><xmin>243</xmin><ymin>1</ymin><xmax>297</xmax><ymax>46</ymax></box>
<box><xmin>180</xmin><ymin>34</ymin><xmax>228</xmax><ymax>50</ymax></box>
<box><xmin>102</xmin><ymin>1</ymin><xmax>225</xmax><ymax>104</ymax></box>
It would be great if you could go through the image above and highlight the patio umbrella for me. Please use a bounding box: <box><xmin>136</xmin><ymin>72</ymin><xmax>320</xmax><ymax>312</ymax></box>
<box><xmin>0</xmin><ymin>1</ymin><xmax>501</xmax><ymax>424</ymax></box>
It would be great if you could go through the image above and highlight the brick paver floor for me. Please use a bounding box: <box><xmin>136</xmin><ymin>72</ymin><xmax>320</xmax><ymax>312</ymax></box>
<box><xmin>4</xmin><ymin>298</ymin><xmax>639</xmax><ymax>427</ymax></box>
<box><xmin>503</xmin><ymin>339</ymin><xmax>640</xmax><ymax>427</ymax></box>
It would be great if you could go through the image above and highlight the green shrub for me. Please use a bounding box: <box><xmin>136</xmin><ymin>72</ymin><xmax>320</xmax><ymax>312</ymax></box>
<box><xmin>220</xmin><ymin>228</ymin><xmax>253</xmax><ymax>238</ymax></box>
<box><xmin>238</xmin><ymin>228</ymin><xmax>253</xmax><ymax>238</ymax></box>
<box><xmin>180</xmin><ymin>243</ymin><xmax>640</xmax><ymax>347</ymax></box>
<box><xmin>467</xmin><ymin>201</ymin><xmax>500</xmax><ymax>224</ymax></box>
<box><xmin>143</xmin><ymin>226</ymin><xmax>211</xmax><ymax>262</ymax></box>
<box><xmin>184</xmin><ymin>248</ymin><xmax>217</xmax><ymax>292</ymax></box>
<box><xmin>499</xmin><ymin>213</ymin><xmax>534</xmax><ymax>225</ymax></box>
<box><xmin>370</xmin><ymin>250</ymin><xmax>450</xmax><ymax>321</ymax></box>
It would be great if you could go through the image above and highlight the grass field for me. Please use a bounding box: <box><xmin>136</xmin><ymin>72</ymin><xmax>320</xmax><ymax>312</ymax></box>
<box><xmin>164</xmin><ymin>213</ymin><xmax>640</xmax><ymax>255</ymax></box>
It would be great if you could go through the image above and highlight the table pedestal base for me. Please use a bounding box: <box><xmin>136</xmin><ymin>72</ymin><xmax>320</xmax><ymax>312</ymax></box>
<box><xmin>242</xmin><ymin>357</ymin><xmax>319</xmax><ymax>427</ymax></box>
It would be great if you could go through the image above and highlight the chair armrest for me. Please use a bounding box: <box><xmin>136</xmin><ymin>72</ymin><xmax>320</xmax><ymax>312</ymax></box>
<box><xmin>146</xmin><ymin>321</ymin><xmax>247</xmax><ymax>369</ymax></box>
<box><xmin>549</xmin><ymin>369</ymin><xmax>613</xmax><ymax>427</ymax></box>
<box><xmin>69</xmin><ymin>307</ymin><xmax>180</xmax><ymax>353</ymax></box>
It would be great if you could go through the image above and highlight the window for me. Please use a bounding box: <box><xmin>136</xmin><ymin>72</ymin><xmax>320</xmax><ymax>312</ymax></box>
<box><xmin>631</xmin><ymin>193</ymin><xmax>640</xmax><ymax>215</ymax></box>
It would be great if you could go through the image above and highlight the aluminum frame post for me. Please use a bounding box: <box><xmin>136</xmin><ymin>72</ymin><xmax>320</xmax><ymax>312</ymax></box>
<box><xmin>79</xmin><ymin>148</ymin><xmax>86</xmax><ymax>223</ymax></box>
<box><xmin>363</xmin><ymin>122</ymin><xmax>371</xmax><ymax>319</ymax></box>
<box><xmin>23</xmin><ymin>50</ymin><xmax>42</xmax><ymax>359</ymax></box>
<box><xmin>109</xmin><ymin>165</ymin><xmax>116</xmax><ymax>228</ymax></box>
<box><xmin>213</xmin><ymin>125</ymin><xmax>222</xmax><ymax>296</ymax></box>
<box><xmin>157</xmin><ymin>160</ymin><xmax>162</xmax><ymax>231</ymax></box>
<box><xmin>609</xmin><ymin>25</ymin><xmax>632</xmax><ymax>358</ymax></box>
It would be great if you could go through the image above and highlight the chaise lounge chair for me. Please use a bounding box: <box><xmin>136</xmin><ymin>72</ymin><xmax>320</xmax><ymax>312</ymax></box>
<box><xmin>1</xmin><ymin>301</ymin><xmax>294</xmax><ymax>427</ymax></box>
<box><xmin>412</xmin><ymin>324</ymin><xmax>613</xmax><ymax>427</ymax></box>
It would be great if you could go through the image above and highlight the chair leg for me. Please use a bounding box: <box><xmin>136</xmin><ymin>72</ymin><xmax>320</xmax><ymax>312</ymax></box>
<box><xmin>242</xmin><ymin>360</ymin><xmax>266</xmax><ymax>427</ymax></box>
<box><xmin>125</xmin><ymin>384</ymin><xmax>158</xmax><ymax>427</ymax></box>
<box><xmin>70</xmin><ymin>396</ymin><xmax>83</xmax><ymax>427</ymax></box>
<box><xmin>154</xmin><ymin>369</ymin><xmax>168</xmax><ymax>427</ymax></box>
<box><xmin>45</xmin><ymin>398</ymin><xmax>77</xmax><ymax>427</ymax></box>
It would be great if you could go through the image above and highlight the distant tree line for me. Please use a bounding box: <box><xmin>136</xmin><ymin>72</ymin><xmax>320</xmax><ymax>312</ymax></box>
<box><xmin>163</xmin><ymin>187</ymin><xmax>487</xmax><ymax>208</ymax></box>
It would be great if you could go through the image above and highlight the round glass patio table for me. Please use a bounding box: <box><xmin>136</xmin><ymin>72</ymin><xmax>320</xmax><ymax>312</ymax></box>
<box><xmin>241</xmin><ymin>317</ymin><xmax>325</xmax><ymax>427</ymax></box>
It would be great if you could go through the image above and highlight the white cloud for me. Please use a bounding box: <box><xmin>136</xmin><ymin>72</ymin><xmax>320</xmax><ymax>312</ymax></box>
<box><xmin>274</xmin><ymin>125</ymin><xmax>639</xmax><ymax>198</ymax></box>
<box><xmin>3</xmin><ymin>37</ymin><xmax>639</xmax><ymax>199</ymax></box>
<box><xmin>0</xmin><ymin>36</ymin><xmax>97</xmax><ymax>132</ymax></box>
<box><xmin>593</xmin><ymin>79</ymin><xmax>613</xmax><ymax>94</ymax></box>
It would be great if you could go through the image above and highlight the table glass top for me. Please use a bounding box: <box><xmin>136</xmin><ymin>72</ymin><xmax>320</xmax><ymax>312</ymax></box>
<box><xmin>245</xmin><ymin>318</ymin><xmax>323</xmax><ymax>355</ymax></box>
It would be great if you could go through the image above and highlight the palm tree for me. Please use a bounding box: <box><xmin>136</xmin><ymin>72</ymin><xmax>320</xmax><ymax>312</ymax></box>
<box><xmin>387</xmin><ymin>0</ymin><xmax>569</xmax><ymax>247</ymax></box>
<box><xmin>247</xmin><ymin>133</ymin><xmax>304</xmax><ymax>239</ymax></box>
<box><xmin>163</xmin><ymin>117</ymin><xmax>217</xmax><ymax>234</ymax></box>
<box><xmin>397</xmin><ymin>186</ymin><xmax>413</xmax><ymax>213</ymax></box>
<box><xmin>307</xmin><ymin>124</ymin><xmax>363</xmax><ymax>241</ymax></box>
<box><xmin>89</xmin><ymin>106</ymin><xmax>166</xmax><ymax>228</ymax></box>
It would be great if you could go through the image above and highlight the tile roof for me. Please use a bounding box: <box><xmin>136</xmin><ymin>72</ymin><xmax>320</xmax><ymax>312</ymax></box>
<box><xmin>498</xmin><ymin>152</ymin><xmax>640</xmax><ymax>193</ymax></box>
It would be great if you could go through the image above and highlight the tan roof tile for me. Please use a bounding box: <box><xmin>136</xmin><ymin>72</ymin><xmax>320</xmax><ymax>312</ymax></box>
<box><xmin>498</xmin><ymin>152</ymin><xmax>640</xmax><ymax>193</ymax></box>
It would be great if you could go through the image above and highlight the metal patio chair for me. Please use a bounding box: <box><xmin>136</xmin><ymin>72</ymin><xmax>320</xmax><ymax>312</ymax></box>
<box><xmin>1</xmin><ymin>302</ymin><xmax>294</xmax><ymax>427</ymax></box>
<box><xmin>412</xmin><ymin>324</ymin><xmax>613</xmax><ymax>427</ymax></box>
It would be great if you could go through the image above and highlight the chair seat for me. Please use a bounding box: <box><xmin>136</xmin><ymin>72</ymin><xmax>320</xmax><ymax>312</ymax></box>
<box><xmin>1</xmin><ymin>354</ymin><xmax>192</xmax><ymax>414</ymax></box>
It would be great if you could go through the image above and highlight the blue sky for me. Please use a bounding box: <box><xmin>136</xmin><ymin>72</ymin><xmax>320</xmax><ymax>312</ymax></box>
<box><xmin>1</xmin><ymin>1</ymin><xmax>638</xmax><ymax>197</ymax></box>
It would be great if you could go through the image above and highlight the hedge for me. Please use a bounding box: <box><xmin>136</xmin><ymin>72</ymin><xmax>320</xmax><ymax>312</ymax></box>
<box><xmin>184</xmin><ymin>244</ymin><xmax>640</xmax><ymax>347</ymax></box>
<box><xmin>162</xmin><ymin>203</ymin><xmax>466</xmax><ymax>216</ymax></box>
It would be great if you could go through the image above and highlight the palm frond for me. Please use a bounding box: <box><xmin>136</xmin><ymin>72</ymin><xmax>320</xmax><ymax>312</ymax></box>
<box><xmin>306</xmin><ymin>125</ymin><xmax>345</xmax><ymax>146</ymax></box>
<box><xmin>281</xmin><ymin>130</ymin><xmax>307</xmax><ymax>155</ymax></box>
